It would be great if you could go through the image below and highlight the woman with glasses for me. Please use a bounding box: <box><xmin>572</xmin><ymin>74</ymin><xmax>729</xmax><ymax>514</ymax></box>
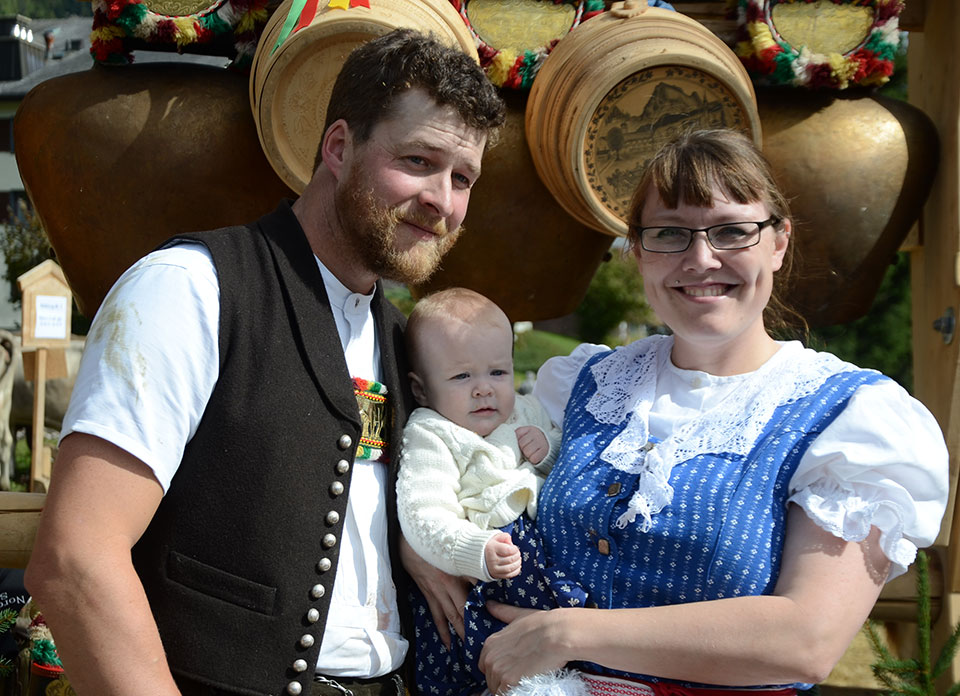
<box><xmin>471</xmin><ymin>129</ymin><xmax>949</xmax><ymax>695</ymax></box>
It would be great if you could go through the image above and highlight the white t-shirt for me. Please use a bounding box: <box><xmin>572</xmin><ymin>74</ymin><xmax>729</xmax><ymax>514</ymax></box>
<box><xmin>61</xmin><ymin>241</ymin><xmax>406</xmax><ymax>677</ymax></box>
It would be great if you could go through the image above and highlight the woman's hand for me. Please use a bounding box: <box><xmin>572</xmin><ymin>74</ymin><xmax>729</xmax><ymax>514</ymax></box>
<box><xmin>399</xmin><ymin>535</ymin><xmax>472</xmax><ymax>649</ymax></box>
<box><xmin>478</xmin><ymin>601</ymin><xmax>571</xmax><ymax>694</ymax></box>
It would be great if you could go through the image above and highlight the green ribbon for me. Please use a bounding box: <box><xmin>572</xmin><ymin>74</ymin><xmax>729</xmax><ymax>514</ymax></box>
<box><xmin>272</xmin><ymin>0</ymin><xmax>309</xmax><ymax>55</ymax></box>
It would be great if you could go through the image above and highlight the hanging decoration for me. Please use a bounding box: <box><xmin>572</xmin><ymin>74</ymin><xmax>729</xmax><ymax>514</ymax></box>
<box><xmin>731</xmin><ymin>0</ymin><xmax>903</xmax><ymax>89</ymax></box>
<box><xmin>90</xmin><ymin>0</ymin><xmax>271</xmax><ymax>70</ymax></box>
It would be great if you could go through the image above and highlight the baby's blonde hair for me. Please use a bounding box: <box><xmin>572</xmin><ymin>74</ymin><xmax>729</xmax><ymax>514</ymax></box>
<box><xmin>406</xmin><ymin>288</ymin><xmax>511</xmax><ymax>374</ymax></box>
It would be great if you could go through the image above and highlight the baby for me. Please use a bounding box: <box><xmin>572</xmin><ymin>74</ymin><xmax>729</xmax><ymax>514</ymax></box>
<box><xmin>398</xmin><ymin>288</ymin><xmax>578</xmax><ymax>696</ymax></box>
<box><xmin>397</xmin><ymin>287</ymin><xmax>559</xmax><ymax>585</ymax></box>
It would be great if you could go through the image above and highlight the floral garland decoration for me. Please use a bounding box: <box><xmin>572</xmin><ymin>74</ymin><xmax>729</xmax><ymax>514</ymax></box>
<box><xmin>731</xmin><ymin>0</ymin><xmax>903</xmax><ymax>89</ymax></box>
<box><xmin>447</xmin><ymin>0</ymin><xmax>605</xmax><ymax>90</ymax></box>
<box><xmin>90</xmin><ymin>0</ymin><xmax>270</xmax><ymax>70</ymax></box>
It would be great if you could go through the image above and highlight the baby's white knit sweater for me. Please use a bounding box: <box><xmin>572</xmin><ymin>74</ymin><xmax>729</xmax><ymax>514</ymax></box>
<box><xmin>397</xmin><ymin>394</ymin><xmax>561</xmax><ymax>582</ymax></box>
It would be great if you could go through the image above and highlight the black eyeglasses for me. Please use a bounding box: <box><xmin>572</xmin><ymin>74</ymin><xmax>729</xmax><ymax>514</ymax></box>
<box><xmin>637</xmin><ymin>217</ymin><xmax>780</xmax><ymax>253</ymax></box>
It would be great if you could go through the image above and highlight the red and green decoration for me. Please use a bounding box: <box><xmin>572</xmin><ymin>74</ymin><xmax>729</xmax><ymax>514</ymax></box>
<box><xmin>447</xmin><ymin>0</ymin><xmax>605</xmax><ymax>90</ymax></box>
<box><xmin>732</xmin><ymin>0</ymin><xmax>903</xmax><ymax>89</ymax></box>
<box><xmin>269</xmin><ymin>0</ymin><xmax>371</xmax><ymax>54</ymax></box>
<box><xmin>90</xmin><ymin>0</ymin><xmax>270</xmax><ymax>69</ymax></box>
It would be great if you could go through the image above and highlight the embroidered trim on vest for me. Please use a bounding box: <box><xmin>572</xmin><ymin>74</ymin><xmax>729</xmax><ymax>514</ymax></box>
<box><xmin>353</xmin><ymin>377</ymin><xmax>389</xmax><ymax>462</ymax></box>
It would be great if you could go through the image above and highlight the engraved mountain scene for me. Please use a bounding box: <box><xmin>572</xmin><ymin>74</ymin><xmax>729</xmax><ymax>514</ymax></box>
<box><xmin>585</xmin><ymin>67</ymin><xmax>747</xmax><ymax>221</ymax></box>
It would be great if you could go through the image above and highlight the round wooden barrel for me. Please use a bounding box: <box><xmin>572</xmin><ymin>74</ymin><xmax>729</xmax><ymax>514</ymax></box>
<box><xmin>251</xmin><ymin>0</ymin><xmax>478</xmax><ymax>193</ymax></box>
<box><xmin>525</xmin><ymin>1</ymin><xmax>761</xmax><ymax>237</ymax></box>
<box><xmin>411</xmin><ymin>92</ymin><xmax>613</xmax><ymax>322</ymax></box>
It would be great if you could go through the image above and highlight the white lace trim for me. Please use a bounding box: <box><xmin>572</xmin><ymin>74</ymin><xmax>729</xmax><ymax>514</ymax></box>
<box><xmin>790</xmin><ymin>478</ymin><xmax>916</xmax><ymax>573</ymax></box>
<box><xmin>585</xmin><ymin>336</ymin><xmax>862</xmax><ymax>530</ymax></box>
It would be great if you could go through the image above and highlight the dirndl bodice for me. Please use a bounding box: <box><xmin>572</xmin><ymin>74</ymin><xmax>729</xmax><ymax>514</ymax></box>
<box><xmin>537</xmin><ymin>349</ymin><xmax>886</xmax><ymax>684</ymax></box>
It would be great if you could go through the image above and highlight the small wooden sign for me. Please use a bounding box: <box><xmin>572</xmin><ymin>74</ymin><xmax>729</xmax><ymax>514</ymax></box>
<box><xmin>17</xmin><ymin>259</ymin><xmax>72</xmax><ymax>351</ymax></box>
<box><xmin>16</xmin><ymin>260</ymin><xmax>74</xmax><ymax>491</ymax></box>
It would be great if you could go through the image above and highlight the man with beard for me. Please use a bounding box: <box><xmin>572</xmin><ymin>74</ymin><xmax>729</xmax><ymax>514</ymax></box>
<box><xmin>25</xmin><ymin>29</ymin><xmax>504</xmax><ymax>696</ymax></box>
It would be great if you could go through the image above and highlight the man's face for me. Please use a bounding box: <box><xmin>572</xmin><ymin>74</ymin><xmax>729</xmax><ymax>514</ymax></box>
<box><xmin>335</xmin><ymin>89</ymin><xmax>487</xmax><ymax>285</ymax></box>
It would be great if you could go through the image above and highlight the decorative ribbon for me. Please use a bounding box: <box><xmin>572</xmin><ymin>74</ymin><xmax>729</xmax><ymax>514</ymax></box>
<box><xmin>272</xmin><ymin>0</ymin><xmax>369</xmax><ymax>53</ymax></box>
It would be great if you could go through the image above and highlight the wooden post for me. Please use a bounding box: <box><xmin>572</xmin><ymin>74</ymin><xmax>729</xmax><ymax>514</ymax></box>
<box><xmin>16</xmin><ymin>260</ymin><xmax>73</xmax><ymax>489</ymax></box>
<box><xmin>907</xmin><ymin>0</ymin><xmax>960</xmax><ymax>686</ymax></box>
<box><xmin>29</xmin><ymin>347</ymin><xmax>46</xmax><ymax>493</ymax></box>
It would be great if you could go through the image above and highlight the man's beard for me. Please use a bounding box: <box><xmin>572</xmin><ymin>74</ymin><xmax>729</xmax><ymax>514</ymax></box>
<box><xmin>336</xmin><ymin>172</ymin><xmax>461</xmax><ymax>285</ymax></box>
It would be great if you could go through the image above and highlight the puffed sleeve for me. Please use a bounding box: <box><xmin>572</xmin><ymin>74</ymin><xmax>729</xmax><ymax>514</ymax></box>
<box><xmin>534</xmin><ymin>343</ymin><xmax>609</xmax><ymax>427</ymax></box>
<box><xmin>787</xmin><ymin>379</ymin><xmax>949</xmax><ymax>580</ymax></box>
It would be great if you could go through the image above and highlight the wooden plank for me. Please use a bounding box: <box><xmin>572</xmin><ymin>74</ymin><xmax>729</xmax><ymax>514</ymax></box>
<box><xmin>0</xmin><ymin>492</ymin><xmax>44</xmax><ymax>569</ymax></box>
<box><xmin>907</xmin><ymin>3</ymin><xmax>960</xmax><ymax>550</ymax></box>
<box><xmin>907</xmin><ymin>0</ymin><xmax>960</xmax><ymax>684</ymax></box>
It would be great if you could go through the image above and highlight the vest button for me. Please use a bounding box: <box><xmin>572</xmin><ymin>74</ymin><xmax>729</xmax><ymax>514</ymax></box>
<box><xmin>286</xmin><ymin>682</ymin><xmax>303</xmax><ymax>695</ymax></box>
<box><xmin>292</xmin><ymin>659</ymin><xmax>308</xmax><ymax>673</ymax></box>
<box><xmin>330</xmin><ymin>481</ymin><xmax>344</xmax><ymax>496</ymax></box>
<box><xmin>338</xmin><ymin>434</ymin><xmax>352</xmax><ymax>450</ymax></box>
<box><xmin>317</xmin><ymin>558</ymin><xmax>332</xmax><ymax>572</ymax></box>
<box><xmin>322</xmin><ymin>534</ymin><xmax>337</xmax><ymax>549</ymax></box>
<box><xmin>326</xmin><ymin>511</ymin><xmax>340</xmax><ymax>526</ymax></box>
<box><xmin>299</xmin><ymin>634</ymin><xmax>315</xmax><ymax>648</ymax></box>
<box><xmin>310</xmin><ymin>583</ymin><xmax>325</xmax><ymax>599</ymax></box>
<box><xmin>607</xmin><ymin>483</ymin><xmax>621</xmax><ymax>497</ymax></box>
<box><xmin>306</xmin><ymin>608</ymin><xmax>320</xmax><ymax>623</ymax></box>
<box><xmin>598</xmin><ymin>538</ymin><xmax>610</xmax><ymax>555</ymax></box>
<box><xmin>336</xmin><ymin>459</ymin><xmax>350</xmax><ymax>474</ymax></box>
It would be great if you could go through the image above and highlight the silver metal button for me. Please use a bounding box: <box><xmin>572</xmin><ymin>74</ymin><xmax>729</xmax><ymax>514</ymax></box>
<box><xmin>336</xmin><ymin>459</ymin><xmax>350</xmax><ymax>474</ymax></box>
<box><xmin>286</xmin><ymin>682</ymin><xmax>302</xmax><ymax>695</ymax></box>
<box><xmin>299</xmin><ymin>634</ymin><xmax>315</xmax><ymax>648</ymax></box>
<box><xmin>317</xmin><ymin>558</ymin><xmax>332</xmax><ymax>572</ymax></box>
<box><xmin>310</xmin><ymin>583</ymin><xmax>325</xmax><ymax>599</ymax></box>
<box><xmin>330</xmin><ymin>481</ymin><xmax>344</xmax><ymax>496</ymax></box>
<box><xmin>326</xmin><ymin>511</ymin><xmax>340</xmax><ymax>526</ymax></box>
<box><xmin>338</xmin><ymin>434</ymin><xmax>352</xmax><ymax>449</ymax></box>
<box><xmin>322</xmin><ymin>534</ymin><xmax>337</xmax><ymax>548</ymax></box>
<box><xmin>292</xmin><ymin>659</ymin><xmax>308</xmax><ymax>673</ymax></box>
<box><xmin>307</xmin><ymin>608</ymin><xmax>320</xmax><ymax>623</ymax></box>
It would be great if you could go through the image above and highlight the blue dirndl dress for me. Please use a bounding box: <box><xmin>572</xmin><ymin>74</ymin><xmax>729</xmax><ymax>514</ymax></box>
<box><xmin>535</xmin><ymin>347</ymin><xmax>885</xmax><ymax>687</ymax></box>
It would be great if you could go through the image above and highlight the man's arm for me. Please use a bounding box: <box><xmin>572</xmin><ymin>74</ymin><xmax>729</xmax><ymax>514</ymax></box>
<box><xmin>25</xmin><ymin>433</ymin><xmax>181</xmax><ymax>696</ymax></box>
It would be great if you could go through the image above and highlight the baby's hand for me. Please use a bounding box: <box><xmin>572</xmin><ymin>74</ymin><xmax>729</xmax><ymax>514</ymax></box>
<box><xmin>485</xmin><ymin>532</ymin><xmax>521</xmax><ymax>580</ymax></box>
<box><xmin>516</xmin><ymin>426</ymin><xmax>549</xmax><ymax>464</ymax></box>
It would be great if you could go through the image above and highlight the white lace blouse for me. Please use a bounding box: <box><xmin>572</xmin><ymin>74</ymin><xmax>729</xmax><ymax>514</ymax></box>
<box><xmin>534</xmin><ymin>337</ymin><xmax>949</xmax><ymax>580</ymax></box>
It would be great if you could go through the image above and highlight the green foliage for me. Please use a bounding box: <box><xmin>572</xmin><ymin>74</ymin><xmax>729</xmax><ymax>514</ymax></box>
<box><xmin>0</xmin><ymin>0</ymin><xmax>91</xmax><ymax>17</ymax></box>
<box><xmin>866</xmin><ymin>551</ymin><xmax>960</xmax><ymax>695</ymax></box>
<box><xmin>808</xmin><ymin>252</ymin><xmax>912</xmax><ymax>391</ymax></box>
<box><xmin>576</xmin><ymin>250</ymin><xmax>654</xmax><ymax>345</ymax></box>
<box><xmin>513</xmin><ymin>330</ymin><xmax>580</xmax><ymax>375</ymax></box>
<box><xmin>1</xmin><ymin>202</ymin><xmax>51</xmax><ymax>309</ymax></box>
<box><xmin>0</xmin><ymin>608</ymin><xmax>16</xmax><ymax>677</ymax></box>
<box><xmin>1</xmin><ymin>202</ymin><xmax>91</xmax><ymax>335</ymax></box>
<box><xmin>385</xmin><ymin>284</ymin><xmax>415</xmax><ymax>317</ymax></box>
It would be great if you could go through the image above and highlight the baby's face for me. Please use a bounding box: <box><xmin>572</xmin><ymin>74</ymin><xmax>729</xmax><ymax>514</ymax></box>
<box><xmin>412</xmin><ymin>318</ymin><xmax>516</xmax><ymax>437</ymax></box>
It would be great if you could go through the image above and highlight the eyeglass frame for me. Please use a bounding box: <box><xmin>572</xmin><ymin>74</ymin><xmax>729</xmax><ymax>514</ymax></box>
<box><xmin>636</xmin><ymin>216</ymin><xmax>782</xmax><ymax>253</ymax></box>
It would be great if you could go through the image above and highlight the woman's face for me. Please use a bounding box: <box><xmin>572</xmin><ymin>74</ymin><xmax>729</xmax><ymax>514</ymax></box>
<box><xmin>634</xmin><ymin>184</ymin><xmax>790</xmax><ymax>368</ymax></box>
